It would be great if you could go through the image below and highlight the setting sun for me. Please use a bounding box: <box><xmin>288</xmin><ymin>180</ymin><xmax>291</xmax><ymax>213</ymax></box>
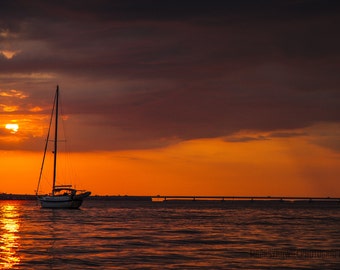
<box><xmin>5</xmin><ymin>123</ymin><xmax>19</xmax><ymax>134</ymax></box>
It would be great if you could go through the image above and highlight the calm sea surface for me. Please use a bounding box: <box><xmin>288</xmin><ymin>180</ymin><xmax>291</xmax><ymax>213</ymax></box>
<box><xmin>0</xmin><ymin>199</ymin><xmax>339</xmax><ymax>269</ymax></box>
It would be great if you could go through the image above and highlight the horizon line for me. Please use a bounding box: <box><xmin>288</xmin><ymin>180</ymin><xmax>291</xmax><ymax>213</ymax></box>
<box><xmin>1</xmin><ymin>193</ymin><xmax>340</xmax><ymax>201</ymax></box>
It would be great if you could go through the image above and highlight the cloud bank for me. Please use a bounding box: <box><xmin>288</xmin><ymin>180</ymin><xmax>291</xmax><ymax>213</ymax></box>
<box><xmin>0</xmin><ymin>0</ymin><xmax>340</xmax><ymax>151</ymax></box>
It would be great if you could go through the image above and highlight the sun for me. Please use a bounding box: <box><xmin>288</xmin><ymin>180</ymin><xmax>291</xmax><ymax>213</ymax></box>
<box><xmin>5</xmin><ymin>123</ymin><xmax>19</xmax><ymax>134</ymax></box>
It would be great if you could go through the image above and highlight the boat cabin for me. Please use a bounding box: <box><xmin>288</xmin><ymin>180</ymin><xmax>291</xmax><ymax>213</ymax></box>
<box><xmin>53</xmin><ymin>185</ymin><xmax>76</xmax><ymax>196</ymax></box>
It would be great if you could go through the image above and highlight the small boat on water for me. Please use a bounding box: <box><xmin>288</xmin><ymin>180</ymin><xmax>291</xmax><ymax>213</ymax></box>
<box><xmin>36</xmin><ymin>85</ymin><xmax>91</xmax><ymax>209</ymax></box>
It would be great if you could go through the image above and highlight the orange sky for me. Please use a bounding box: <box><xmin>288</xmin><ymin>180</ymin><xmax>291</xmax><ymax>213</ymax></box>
<box><xmin>1</xmin><ymin>129</ymin><xmax>340</xmax><ymax>196</ymax></box>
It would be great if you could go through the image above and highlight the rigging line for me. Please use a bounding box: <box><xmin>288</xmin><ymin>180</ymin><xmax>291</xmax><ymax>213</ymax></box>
<box><xmin>52</xmin><ymin>85</ymin><xmax>59</xmax><ymax>195</ymax></box>
<box><xmin>58</xmin><ymin>89</ymin><xmax>77</xmax><ymax>185</ymax></box>
<box><xmin>36</xmin><ymin>88</ymin><xmax>57</xmax><ymax>196</ymax></box>
<box><xmin>58</xmin><ymin>89</ymin><xmax>68</xmax><ymax>148</ymax></box>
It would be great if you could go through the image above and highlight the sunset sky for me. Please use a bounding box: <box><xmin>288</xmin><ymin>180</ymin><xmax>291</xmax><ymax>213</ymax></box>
<box><xmin>1</xmin><ymin>0</ymin><xmax>340</xmax><ymax>196</ymax></box>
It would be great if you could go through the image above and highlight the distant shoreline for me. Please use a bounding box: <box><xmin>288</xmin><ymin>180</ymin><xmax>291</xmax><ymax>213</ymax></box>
<box><xmin>1</xmin><ymin>193</ymin><xmax>340</xmax><ymax>203</ymax></box>
<box><xmin>0</xmin><ymin>193</ymin><xmax>152</xmax><ymax>201</ymax></box>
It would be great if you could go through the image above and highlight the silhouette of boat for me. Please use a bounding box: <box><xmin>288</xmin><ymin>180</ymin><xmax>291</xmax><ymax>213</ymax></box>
<box><xmin>36</xmin><ymin>85</ymin><xmax>91</xmax><ymax>208</ymax></box>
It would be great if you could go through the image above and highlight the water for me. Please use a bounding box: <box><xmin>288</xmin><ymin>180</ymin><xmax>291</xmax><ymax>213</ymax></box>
<box><xmin>1</xmin><ymin>200</ymin><xmax>339</xmax><ymax>269</ymax></box>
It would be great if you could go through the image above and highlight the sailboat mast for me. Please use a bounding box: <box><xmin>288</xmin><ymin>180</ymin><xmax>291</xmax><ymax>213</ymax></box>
<box><xmin>52</xmin><ymin>85</ymin><xmax>59</xmax><ymax>195</ymax></box>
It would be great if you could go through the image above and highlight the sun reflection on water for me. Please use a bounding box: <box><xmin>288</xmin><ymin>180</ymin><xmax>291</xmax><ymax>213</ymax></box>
<box><xmin>0</xmin><ymin>204</ymin><xmax>21</xmax><ymax>269</ymax></box>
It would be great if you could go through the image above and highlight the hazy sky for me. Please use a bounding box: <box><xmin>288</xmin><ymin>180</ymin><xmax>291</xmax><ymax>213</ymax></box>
<box><xmin>1</xmin><ymin>0</ymin><xmax>340</xmax><ymax>196</ymax></box>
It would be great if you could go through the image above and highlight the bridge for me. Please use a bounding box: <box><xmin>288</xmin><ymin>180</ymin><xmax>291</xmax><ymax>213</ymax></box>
<box><xmin>151</xmin><ymin>195</ymin><xmax>340</xmax><ymax>202</ymax></box>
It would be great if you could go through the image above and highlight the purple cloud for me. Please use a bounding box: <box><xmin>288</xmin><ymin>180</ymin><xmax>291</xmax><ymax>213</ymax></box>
<box><xmin>0</xmin><ymin>0</ymin><xmax>339</xmax><ymax>150</ymax></box>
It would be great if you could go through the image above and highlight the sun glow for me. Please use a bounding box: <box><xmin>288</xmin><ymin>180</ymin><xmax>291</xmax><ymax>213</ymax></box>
<box><xmin>5</xmin><ymin>124</ymin><xmax>19</xmax><ymax>134</ymax></box>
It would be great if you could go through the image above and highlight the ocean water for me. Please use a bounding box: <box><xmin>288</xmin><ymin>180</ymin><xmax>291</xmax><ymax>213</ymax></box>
<box><xmin>0</xmin><ymin>199</ymin><xmax>339</xmax><ymax>269</ymax></box>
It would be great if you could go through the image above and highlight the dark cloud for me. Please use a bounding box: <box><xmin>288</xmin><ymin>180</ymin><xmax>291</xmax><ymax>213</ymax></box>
<box><xmin>223</xmin><ymin>131</ymin><xmax>309</xmax><ymax>143</ymax></box>
<box><xmin>0</xmin><ymin>0</ymin><xmax>340</xmax><ymax>150</ymax></box>
<box><xmin>269</xmin><ymin>131</ymin><xmax>308</xmax><ymax>138</ymax></box>
<box><xmin>223</xmin><ymin>135</ymin><xmax>269</xmax><ymax>143</ymax></box>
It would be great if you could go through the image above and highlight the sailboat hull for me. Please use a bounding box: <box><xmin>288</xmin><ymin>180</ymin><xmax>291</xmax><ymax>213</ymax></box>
<box><xmin>38</xmin><ymin>195</ymin><xmax>84</xmax><ymax>209</ymax></box>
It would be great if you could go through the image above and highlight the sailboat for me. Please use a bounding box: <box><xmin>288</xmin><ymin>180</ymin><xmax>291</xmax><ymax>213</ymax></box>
<box><xmin>36</xmin><ymin>85</ymin><xmax>91</xmax><ymax>209</ymax></box>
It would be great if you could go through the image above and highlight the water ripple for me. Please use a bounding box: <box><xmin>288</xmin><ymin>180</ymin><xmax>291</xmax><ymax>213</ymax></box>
<box><xmin>0</xmin><ymin>200</ymin><xmax>338</xmax><ymax>269</ymax></box>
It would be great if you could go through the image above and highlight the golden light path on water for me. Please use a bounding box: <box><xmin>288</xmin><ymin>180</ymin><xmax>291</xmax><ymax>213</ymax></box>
<box><xmin>0</xmin><ymin>204</ymin><xmax>20</xmax><ymax>269</ymax></box>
